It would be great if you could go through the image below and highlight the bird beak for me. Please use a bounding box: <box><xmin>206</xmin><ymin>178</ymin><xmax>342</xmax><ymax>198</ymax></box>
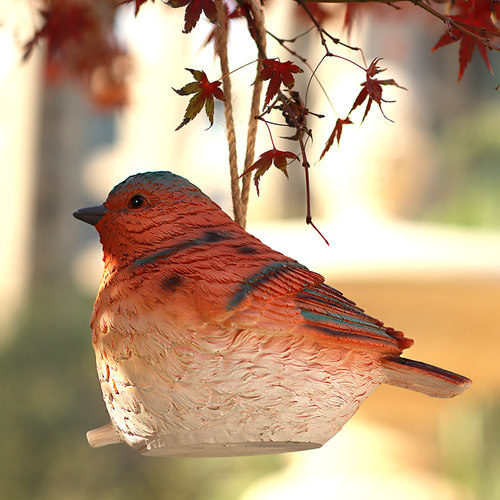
<box><xmin>73</xmin><ymin>204</ymin><xmax>107</xmax><ymax>226</ymax></box>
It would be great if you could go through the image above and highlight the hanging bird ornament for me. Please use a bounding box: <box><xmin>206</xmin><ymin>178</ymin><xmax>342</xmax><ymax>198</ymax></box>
<box><xmin>73</xmin><ymin>171</ymin><xmax>471</xmax><ymax>457</ymax></box>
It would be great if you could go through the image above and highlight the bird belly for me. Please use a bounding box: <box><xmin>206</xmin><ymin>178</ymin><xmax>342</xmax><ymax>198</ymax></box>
<box><xmin>93</xmin><ymin>316</ymin><xmax>385</xmax><ymax>457</ymax></box>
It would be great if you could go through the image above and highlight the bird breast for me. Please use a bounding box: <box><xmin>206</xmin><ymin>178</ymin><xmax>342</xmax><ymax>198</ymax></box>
<box><xmin>92</xmin><ymin>295</ymin><xmax>386</xmax><ymax>457</ymax></box>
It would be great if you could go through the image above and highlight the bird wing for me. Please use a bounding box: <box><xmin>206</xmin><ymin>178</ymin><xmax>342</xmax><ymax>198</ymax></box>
<box><xmin>131</xmin><ymin>229</ymin><xmax>412</xmax><ymax>357</ymax></box>
<box><xmin>218</xmin><ymin>258</ymin><xmax>471</xmax><ymax>397</ymax></box>
<box><xmin>222</xmin><ymin>259</ymin><xmax>411</xmax><ymax>356</ymax></box>
<box><xmin>294</xmin><ymin>282</ymin><xmax>413</xmax><ymax>354</ymax></box>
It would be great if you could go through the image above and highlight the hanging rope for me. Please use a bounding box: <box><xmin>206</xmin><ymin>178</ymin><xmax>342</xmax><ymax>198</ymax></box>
<box><xmin>215</xmin><ymin>0</ymin><xmax>267</xmax><ymax>229</ymax></box>
<box><xmin>214</xmin><ymin>0</ymin><xmax>243</xmax><ymax>226</ymax></box>
<box><xmin>241</xmin><ymin>0</ymin><xmax>267</xmax><ymax>228</ymax></box>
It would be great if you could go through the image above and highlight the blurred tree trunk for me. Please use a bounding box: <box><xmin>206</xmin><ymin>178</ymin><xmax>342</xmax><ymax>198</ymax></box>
<box><xmin>32</xmin><ymin>82</ymin><xmax>115</xmax><ymax>290</ymax></box>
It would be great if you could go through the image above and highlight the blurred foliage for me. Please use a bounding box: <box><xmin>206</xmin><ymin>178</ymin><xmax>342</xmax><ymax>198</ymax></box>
<box><xmin>422</xmin><ymin>102</ymin><xmax>500</xmax><ymax>228</ymax></box>
<box><xmin>440</xmin><ymin>400</ymin><xmax>500</xmax><ymax>500</ymax></box>
<box><xmin>0</xmin><ymin>288</ymin><xmax>283</xmax><ymax>500</ymax></box>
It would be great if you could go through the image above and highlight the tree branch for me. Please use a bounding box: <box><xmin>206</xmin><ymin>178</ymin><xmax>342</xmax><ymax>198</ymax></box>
<box><xmin>410</xmin><ymin>0</ymin><xmax>500</xmax><ymax>54</ymax></box>
<box><xmin>304</xmin><ymin>0</ymin><xmax>500</xmax><ymax>54</ymax></box>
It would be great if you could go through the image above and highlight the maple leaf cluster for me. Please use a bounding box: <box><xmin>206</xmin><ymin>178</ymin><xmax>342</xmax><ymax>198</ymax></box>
<box><xmin>243</xmin><ymin>59</ymin><xmax>308</xmax><ymax>192</ymax></box>
<box><xmin>431</xmin><ymin>0</ymin><xmax>500</xmax><ymax>80</ymax></box>
<box><xmin>22</xmin><ymin>0</ymin><xmax>500</xmax><ymax>109</ymax></box>
<box><xmin>319</xmin><ymin>58</ymin><xmax>406</xmax><ymax>159</ymax></box>
<box><xmin>24</xmin><ymin>0</ymin><xmax>129</xmax><ymax>108</ymax></box>
<box><xmin>239</xmin><ymin>54</ymin><xmax>405</xmax><ymax>179</ymax></box>
<box><xmin>19</xmin><ymin>0</ymin><xmax>500</xmax><ymax>233</ymax></box>
<box><xmin>172</xmin><ymin>55</ymin><xmax>310</xmax><ymax>190</ymax></box>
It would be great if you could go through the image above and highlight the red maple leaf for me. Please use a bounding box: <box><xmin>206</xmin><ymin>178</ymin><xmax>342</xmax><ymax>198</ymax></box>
<box><xmin>167</xmin><ymin>0</ymin><xmax>217</xmax><ymax>33</ymax></box>
<box><xmin>256</xmin><ymin>58</ymin><xmax>304</xmax><ymax>107</ymax></box>
<box><xmin>173</xmin><ymin>69</ymin><xmax>225</xmax><ymax>130</ymax></box>
<box><xmin>204</xmin><ymin>3</ymin><xmax>250</xmax><ymax>47</ymax></box>
<box><xmin>344</xmin><ymin>4</ymin><xmax>363</xmax><ymax>35</ymax></box>
<box><xmin>296</xmin><ymin>2</ymin><xmax>336</xmax><ymax>25</ymax></box>
<box><xmin>23</xmin><ymin>4</ymin><xmax>97</xmax><ymax>61</ymax></box>
<box><xmin>23</xmin><ymin>2</ymin><xmax>130</xmax><ymax>109</ymax></box>
<box><xmin>350</xmin><ymin>58</ymin><xmax>406</xmax><ymax>122</ymax></box>
<box><xmin>343</xmin><ymin>4</ymin><xmax>392</xmax><ymax>35</ymax></box>
<box><xmin>241</xmin><ymin>148</ymin><xmax>298</xmax><ymax>194</ymax></box>
<box><xmin>320</xmin><ymin>117</ymin><xmax>353</xmax><ymax>160</ymax></box>
<box><xmin>118</xmin><ymin>0</ymin><xmax>154</xmax><ymax>16</ymax></box>
<box><xmin>431</xmin><ymin>0</ymin><xmax>498</xmax><ymax>80</ymax></box>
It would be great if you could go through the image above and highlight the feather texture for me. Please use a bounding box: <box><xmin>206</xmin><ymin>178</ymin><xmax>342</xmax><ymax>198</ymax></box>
<box><xmin>74</xmin><ymin>171</ymin><xmax>471</xmax><ymax>457</ymax></box>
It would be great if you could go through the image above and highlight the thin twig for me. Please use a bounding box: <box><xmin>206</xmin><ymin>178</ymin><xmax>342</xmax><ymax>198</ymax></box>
<box><xmin>266</xmin><ymin>33</ymin><xmax>336</xmax><ymax>114</ymax></box>
<box><xmin>294</xmin><ymin>0</ymin><xmax>363</xmax><ymax>53</ymax></box>
<box><xmin>267</xmin><ymin>30</ymin><xmax>308</xmax><ymax>63</ymax></box>
<box><xmin>269</xmin><ymin>26</ymin><xmax>316</xmax><ymax>45</ymax></box>
<box><xmin>276</xmin><ymin>88</ymin><xmax>330</xmax><ymax>245</ymax></box>
<box><xmin>304</xmin><ymin>54</ymin><xmax>337</xmax><ymax>115</ymax></box>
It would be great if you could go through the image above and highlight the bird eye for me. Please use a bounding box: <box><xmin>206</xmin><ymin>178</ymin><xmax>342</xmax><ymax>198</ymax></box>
<box><xmin>128</xmin><ymin>194</ymin><xmax>146</xmax><ymax>210</ymax></box>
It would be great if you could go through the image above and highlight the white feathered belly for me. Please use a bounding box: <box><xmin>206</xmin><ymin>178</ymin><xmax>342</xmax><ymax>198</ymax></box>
<box><xmin>93</xmin><ymin>316</ymin><xmax>385</xmax><ymax>457</ymax></box>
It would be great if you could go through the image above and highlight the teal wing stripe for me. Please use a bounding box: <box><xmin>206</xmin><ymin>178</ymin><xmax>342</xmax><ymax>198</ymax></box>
<box><xmin>227</xmin><ymin>261</ymin><xmax>309</xmax><ymax>309</ymax></box>
<box><xmin>300</xmin><ymin>309</ymin><xmax>392</xmax><ymax>339</ymax></box>
<box><xmin>297</xmin><ymin>285</ymin><xmax>396</xmax><ymax>342</ymax></box>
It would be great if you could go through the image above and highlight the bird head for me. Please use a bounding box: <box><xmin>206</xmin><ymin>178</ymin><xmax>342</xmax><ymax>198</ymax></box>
<box><xmin>73</xmin><ymin>171</ymin><xmax>232</xmax><ymax>267</ymax></box>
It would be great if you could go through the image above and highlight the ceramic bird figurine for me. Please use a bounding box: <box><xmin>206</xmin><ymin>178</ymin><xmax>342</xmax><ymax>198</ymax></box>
<box><xmin>73</xmin><ymin>171</ymin><xmax>471</xmax><ymax>457</ymax></box>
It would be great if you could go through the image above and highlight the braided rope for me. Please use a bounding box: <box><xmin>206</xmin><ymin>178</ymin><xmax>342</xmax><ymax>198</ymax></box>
<box><xmin>241</xmin><ymin>0</ymin><xmax>267</xmax><ymax>228</ymax></box>
<box><xmin>214</xmin><ymin>0</ymin><xmax>243</xmax><ymax>226</ymax></box>
<box><xmin>215</xmin><ymin>0</ymin><xmax>267</xmax><ymax>228</ymax></box>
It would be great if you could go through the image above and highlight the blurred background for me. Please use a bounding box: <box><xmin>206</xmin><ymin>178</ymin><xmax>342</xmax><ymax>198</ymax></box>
<box><xmin>1</xmin><ymin>1</ymin><xmax>499</xmax><ymax>499</ymax></box>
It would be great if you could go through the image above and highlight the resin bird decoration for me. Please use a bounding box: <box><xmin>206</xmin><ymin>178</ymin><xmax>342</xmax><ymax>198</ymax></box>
<box><xmin>73</xmin><ymin>171</ymin><xmax>471</xmax><ymax>457</ymax></box>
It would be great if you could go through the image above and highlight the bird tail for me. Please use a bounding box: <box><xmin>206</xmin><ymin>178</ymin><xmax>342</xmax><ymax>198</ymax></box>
<box><xmin>381</xmin><ymin>357</ymin><xmax>471</xmax><ymax>398</ymax></box>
